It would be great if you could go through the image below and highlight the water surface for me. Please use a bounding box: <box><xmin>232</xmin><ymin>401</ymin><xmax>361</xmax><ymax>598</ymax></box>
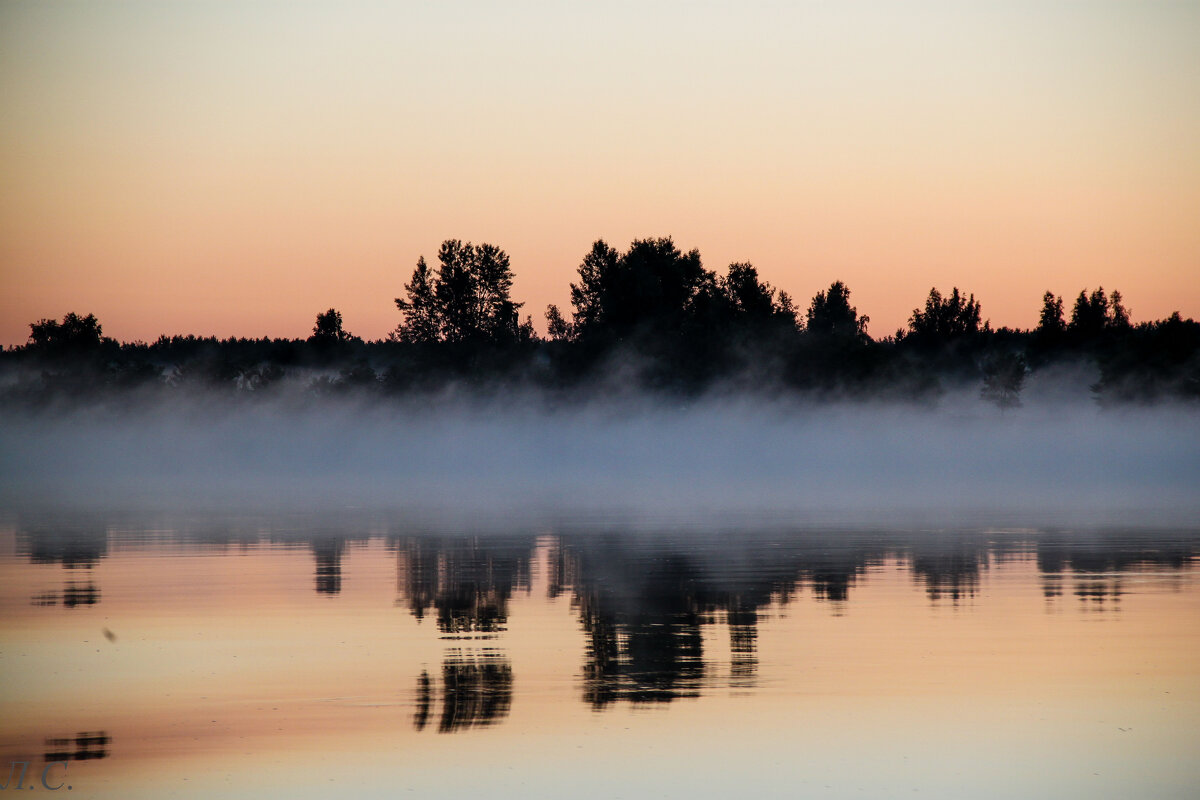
<box><xmin>1</xmin><ymin>516</ymin><xmax>1198</xmax><ymax>799</ymax></box>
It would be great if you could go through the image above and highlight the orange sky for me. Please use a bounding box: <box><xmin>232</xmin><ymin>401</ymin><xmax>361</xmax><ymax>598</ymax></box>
<box><xmin>2</xmin><ymin>1</ymin><xmax>1198</xmax><ymax>346</ymax></box>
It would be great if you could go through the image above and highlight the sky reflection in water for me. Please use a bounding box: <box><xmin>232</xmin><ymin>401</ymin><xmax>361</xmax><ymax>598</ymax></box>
<box><xmin>1</xmin><ymin>516</ymin><xmax>1198</xmax><ymax>799</ymax></box>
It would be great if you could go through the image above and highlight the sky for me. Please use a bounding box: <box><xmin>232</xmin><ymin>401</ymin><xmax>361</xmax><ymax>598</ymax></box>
<box><xmin>1</xmin><ymin>0</ymin><xmax>1198</xmax><ymax>346</ymax></box>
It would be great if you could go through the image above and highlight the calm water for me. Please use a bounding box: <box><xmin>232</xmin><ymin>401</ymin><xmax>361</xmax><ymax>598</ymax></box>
<box><xmin>1</xmin><ymin>514</ymin><xmax>1198</xmax><ymax>799</ymax></box>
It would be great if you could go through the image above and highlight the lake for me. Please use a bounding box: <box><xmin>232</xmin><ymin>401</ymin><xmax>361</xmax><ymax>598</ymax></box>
<box><xmin>2</xmin><ymin>513</ymin><xmax>1197</xmax><ymax>799</ymax></box>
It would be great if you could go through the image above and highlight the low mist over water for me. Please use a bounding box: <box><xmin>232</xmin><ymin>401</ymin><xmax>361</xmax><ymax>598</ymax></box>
<box><xmin>3</xmin><ymin>391</ymin><xmax>1196</xmax><ymax>525</ymax></box>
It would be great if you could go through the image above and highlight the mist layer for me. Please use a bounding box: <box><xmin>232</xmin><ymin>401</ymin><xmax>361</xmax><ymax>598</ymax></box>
<box><xmin>2</xmin><ymin>391</ymin><xmax>1196</xmax><ymax>527</ymax></box>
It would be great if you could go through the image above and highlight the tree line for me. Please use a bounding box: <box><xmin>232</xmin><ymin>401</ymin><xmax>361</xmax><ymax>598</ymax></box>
<box><xmin>4</xmin><ymin>237</ymin><xmax>1198</xmax><ymax>406</ymax></box>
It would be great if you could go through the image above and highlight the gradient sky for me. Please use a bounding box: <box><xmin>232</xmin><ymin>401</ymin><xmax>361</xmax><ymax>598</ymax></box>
<box><xmin>2</xmin><ymin>1</ymin><xmax>1198</xmax><ymax>346</ymax></box>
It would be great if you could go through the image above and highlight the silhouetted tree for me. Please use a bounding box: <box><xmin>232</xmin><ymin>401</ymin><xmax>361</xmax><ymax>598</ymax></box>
<box><xmin>1110</xmin><ymin>291</ymin><xmax>1131</xmax><ymax>329</ymax></box>
<box><xmin>1069</xmin><ymin>288</ymin><xmax>1108</xmax><ymax>339</ymax></box>
<box><xmin>544</xmin><ymin>303</ymin><xmax>572</xmax><ymax>341</ymax></box>
<box><xmin>555</xmin><ymin>237</ymin><xmax>709</xmax><ymax>340</ymax></box>
<box><xmin>8</xmin><ymin>239</ymin><xmax>1198</xmax><ymax>406</ymax></box>
<box><xmin>393</xmin><ymin>256</ymin><xmax>440</xmax><ymax>343</ymax></box>
<box><xmin>564</xmin><ymin>239</ymin><xmax>622</xmax><ymax>337</ymax></box>
<box><xmin>394</xmin><ymin>241</ymin><xmax>530</xmax><ymax>345</ymax></box>
<box><xmin>908</xmin><ymin>287</ymin><xmax>985</xmax><ymax>342</ymax></box>
<box><xmin>28</xmin><ymin>312</ymin><xmax>105</xmax><ymax>357</ymax></box>
<box><xmin>435</xmin><ymin>240</ymin><xmax>518</xmax><ymax>343</ymax></box>
<box><xmin>1036</xmin><ymin>291</ymin><xmax>1066</xmax><ymax>340</ymax></box>
<box><xmin>805</xmin><ymin>280</ymin><xmax>868</xmax><ymax>340</ymax></box>
<box><xmin>1068</xmin><ymin>287</ymin><xmax>1129</xmax><ymax>340</ymax></box>
<box><xmin>776</xmin><ymin>280</ymin><xmax>877</xmax><ymax>395</ymax></box>
<box><xmin>311</xmin><ymin>308</ymin><xmax>351</xmax><ymax>344</ymax></box>
<box><xmin>720</xmin><ymin>262</ymin><xmax>796</xmax><ymax>327</ymax></box>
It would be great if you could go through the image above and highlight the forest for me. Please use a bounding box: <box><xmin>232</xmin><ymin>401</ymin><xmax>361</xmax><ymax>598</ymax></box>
<box><xmin>3</xmin><ymin>237</ymin><xmax>1198</xmax><ymax>408</ymax></box>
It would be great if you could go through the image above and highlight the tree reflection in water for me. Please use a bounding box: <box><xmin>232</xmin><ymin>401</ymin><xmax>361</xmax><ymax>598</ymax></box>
<box><xmin>9</xmin><ymin>518</ymin><xmax>1198</xmax><ymax>737</ymax></box>
<box><xmin>392</xmin><ymin>535</ymin><xmax>532</xmax><ymax>637</ymax></box>
<box><xmin>411</xmin><ymin>650</ymin><xmax>513</xmax><ymax>733</ymax></box>
<box><xmin>43</xmin><ymin>732</ymin><xmax>110</xmax><ymax>762</ymax></box>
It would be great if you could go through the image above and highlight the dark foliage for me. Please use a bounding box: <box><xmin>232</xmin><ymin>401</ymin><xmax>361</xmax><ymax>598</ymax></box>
<box><xmin>28</xmin><ymin>312</ymin><xmax>108</xmax><ymax>357</ymax></box>
<box><xmin>1036</xmin><ymin>290</ymin><xmax>1066</xmax><ymax>344</ymax></box>
<box><xmin>805</xmin><ymin>280</ymin><xmax>867</xmax><ymax>341</ymax></box>
<box><xmin>980</xmin><ymin>352</ymin><xmax>1027</xmax><ymax>410</ymax></box>
<box><xmin>394</xmin><ymin>240</ymin><xmax>533</xmax><ymax>346</ymax></box>
<box><xmin>311</xmin><ymin>308</ymin><xmax>353</xmax><ymax>344</ymax></box>
<box><xmin>907</xmin><ymin>287</ymin><xmax>985</xmax><ymax>343</ymax></box>
<box><xmin>1092</xmin><ymin>313</ymin><xmax>1200</xmax><ymax>403</ymax></box>
<box><xmin>2</xmin><ymin>243</ymin><xmax>1196</xmax><ymax>406</ymax></box>
<box><xmin>1069</xmin><ymin>287</ymin><xmax>1130</xmax><ymax>340</ymax></box>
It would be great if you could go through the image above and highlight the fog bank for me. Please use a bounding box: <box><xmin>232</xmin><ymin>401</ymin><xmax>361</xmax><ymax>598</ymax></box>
<box><xmin>2</xmin><ymin>393</ymin><xmax>1197</xmax><ymax>527</ymax></box>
